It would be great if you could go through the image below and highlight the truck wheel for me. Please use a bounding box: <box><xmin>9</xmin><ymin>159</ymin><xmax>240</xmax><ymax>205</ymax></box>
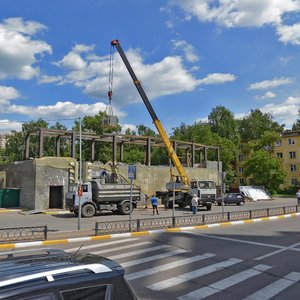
<box><xmin>178</xmin><ymin>203</ymin><xmax>186</xmax><ymax>208</ymax></box>
<box><xmin>168</xmin><ymin>201</ymin><xmax>173</xmax><ymax>209</ymax></box>
<box><xmin>206</xmin><ymin>203</ymin><xmax>212</xmax><ymax>211</ymax></box>
<box><xmin>82</xmin><ymin>204</ymin><xmax>96</xmax><ymax>218</ymax></box>
<box><xmin>119</xmin><ymin>202</ymin><xmax>131</xmax><ymax>215</ymax></box>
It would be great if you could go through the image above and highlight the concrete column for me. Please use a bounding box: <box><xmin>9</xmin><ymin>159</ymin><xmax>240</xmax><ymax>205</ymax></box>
<box><xmin>191</xmin><ymin>143</ymin><xmax>195</xmax><ymax>167</ymax></box>
<box><xmin>217</xmin><ymin>147</ymin><xmax>220</xmax><ymax>172</ymax></box>
<box><xmin>25</xmin><ymin>134</ymin><xmax>30</xmax><ymax>159</ymax></box>
<box><xmin>91</xmin><ymin>139</ymin><xmax>95</xmax><ymax>162</ymax></box>
<box><xmin>56</xmin><ymin>136</ymin><xmax>61</xmax><ymax>157</ymax></box>
<box><xmin>119</xmin><ymin>142</ymin><xmax>124</xmax><ymax>162</ymax></box>
<box><xmin>172</xmin><ymin>141</ymin><xmax>177</xmax><ymax>154</ymax></box>
<box><xmin>112</xmin><ymin>135</ymin><xmax>117</xmax><ymax>165</ymax></box>
<box><xmin>39</xmin><ymin>129</ymin><xmax>44</xmax><ymax>158</ymax></box>
<box><xmin>186</xmin><ymin>148</ymin><xmax>189</xmax><ymax>167</ymax></box>
<box><xmin>71</xmin><ymin>131</ymin><xmax>76</xmax><ymax>158</ymax></box>
<box><xmin>204</xmin><ymin>147</ymin><xmax>207</xmax><ymax>166</ymax></box>
<box><xmin>146</xmin><ymin>138</ymin><xmax>151</xmax><ymax>166</ymax></box>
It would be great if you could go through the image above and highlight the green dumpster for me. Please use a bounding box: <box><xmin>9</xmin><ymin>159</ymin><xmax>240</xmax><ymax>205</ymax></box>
<box><xmin>0</xmin><ymin>189</ymin><xmax>20</xmax><ymax>208</ymax></box>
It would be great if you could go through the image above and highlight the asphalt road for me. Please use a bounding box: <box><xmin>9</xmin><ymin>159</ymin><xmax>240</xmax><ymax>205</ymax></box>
<box><xmin>2</xmin><ymin>214</ymin><xmax>300</xmax><ymax>299</ymax></box>
<box><xmin>0</xmin><ymin>197</ymin><xmax>297</xmax><ymax>233</ymax></box>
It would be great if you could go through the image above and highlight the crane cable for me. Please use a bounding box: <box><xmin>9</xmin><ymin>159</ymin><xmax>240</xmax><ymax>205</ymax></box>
<box><xmin>105</xmin><ymin>45</ymin><xmax>115</xmax><ymax>120</ymax></box>
<box><xmin>108</xmin><ymin>45</ymin><xmax>114</xmax><ymax>103</ymax></box>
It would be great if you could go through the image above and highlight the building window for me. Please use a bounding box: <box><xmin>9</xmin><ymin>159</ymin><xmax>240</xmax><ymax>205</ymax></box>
<box><xmin>238</xmin><ymin>167</ymin><xmax>243</xmax><ymax>173</ymax></box>
<box><xmin>238</xmin><ymin>154</ymin><xmax>244</xmax><ymax>161</ymax></box>
<box><xmin>275</xmin><ymin>140</ymin><xmax>282</xmax><ymax>147</ymax></box>
<box><xmin>290</xmin><ymin>165</ymin><xmax>297</xmax><ymax>172</ymax></box>
<box><xmin>239</xmin><ymin>178</ymin><xmax>245</xmax><ymax>185</ymax></box>
<box><xmin>291</xmin><ymin>178</ymin><xmax>298</xmax><ymax>186</ymax></box>
<box><xmin>288</xmin><ymin>138</ymin><xmax>295</xmax><ymax>145</ymax></box>
<box><xmin>289</xmin><ymin>151</ymin><xmax>296</xmax><ymax>159</ymax></box>
<box><xmin>277</xmin><ymin>153</ymin><xmax>283</xmax><ymax>158</ymax></box>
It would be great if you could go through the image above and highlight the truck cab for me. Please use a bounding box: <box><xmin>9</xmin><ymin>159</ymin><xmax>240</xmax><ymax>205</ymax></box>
<box><xmin>189</xmin><ymin>180</ymin><xmax>216</xmax><ymax>210</ymax></box>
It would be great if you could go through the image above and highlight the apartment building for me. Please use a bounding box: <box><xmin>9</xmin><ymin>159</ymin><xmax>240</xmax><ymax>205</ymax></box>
<box><xmin>274</xmin><ymin>130</ymin><xmax>300</xmax><ymax>187</ymax></box>
<box><xmin>233</xmin><ymin>130</ymin><xmax>300</xmax><ymax>189</ymax></box>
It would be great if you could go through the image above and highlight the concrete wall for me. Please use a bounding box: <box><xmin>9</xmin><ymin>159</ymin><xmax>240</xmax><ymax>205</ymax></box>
<box><xmin>0</xmin><ymin>157</ymin><xmax>222</xmax><ymax>210</ymax></box>
<box><xmin>0</xmin><ymin>160</ymin><xmax>36</xmax><ymax>209</ymax></box>
<box><xmin>93</xmin><ymin>161</ymin><xmax>222</xmax><ymax>196</ymax></box>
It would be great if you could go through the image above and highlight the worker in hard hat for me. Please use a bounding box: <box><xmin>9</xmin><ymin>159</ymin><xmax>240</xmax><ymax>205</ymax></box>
<box><xmin>191</xmin><ymin>194</ymin><xmax>198</xmax><ymax>215</ymax></box>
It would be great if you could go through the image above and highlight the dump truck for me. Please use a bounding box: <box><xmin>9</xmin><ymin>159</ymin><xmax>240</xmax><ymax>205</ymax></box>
<box><xmin>66</xmin><ymin>177</ymin><xmax>141</xmax><ymax>217</ymax></box>
<box><xmin>111</xmin><ymin>39</ymin><xmax>216</xmax><ymax>210</ymax></box>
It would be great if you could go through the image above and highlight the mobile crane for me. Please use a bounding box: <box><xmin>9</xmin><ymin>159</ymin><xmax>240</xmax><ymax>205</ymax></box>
<box><xmin>111</xmin><ymin>40</ymin><xmax>216</xmax><ymax>210</ymax></box>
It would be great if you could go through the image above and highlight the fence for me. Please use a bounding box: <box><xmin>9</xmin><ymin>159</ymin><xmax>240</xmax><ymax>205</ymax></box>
<box><xmin>0</xmin><ymin>225</ymin><xmax>47</xmax><ymax>243</ymax></box>
<box><xmin>95</xmin><ymin>205</ymin><xmax>300</xmax><ymax>235</ymax></box>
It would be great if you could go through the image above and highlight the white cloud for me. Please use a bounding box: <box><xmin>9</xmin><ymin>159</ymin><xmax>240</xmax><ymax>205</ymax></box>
<box><xmin>52</xmin><ymin>45</ymin><xmax>233</xmax><ymax>106</ymax></box>
<box><xmin>121</xmin><ymin>124</ymin><xmax>137</xmax><ymax>134</ymax></box>
<box><xmin>171</xmin><ymin>0</ymin><xmax>300</xmax><ymax>45</ymax></box>
<box><xmin>171</xmin><ymin>39</ymin><xmax>200</xmax><ymax>62</ymax></box>
<box><xmin>38</xmin><ymin>75</ymin><xmax>63</xmax><ymax>84</ymax></box>
<box><xmin>0</xmin><ymin>17</ymin><xmax>52</xmax><ymax>80</ymax></box>
<box><xmin>248</xmin><ymin>77</ymin><xmax>293</xmax><ymax>90</ymax></box>
<box><xmin>0</xmin><ymin>120</ymin><xmax>22</xmax><ymax>132</ymax></box>
<box><xmin>277</xmin><ymin>23</ymin><xmax>300</xmax><ymax>45</ymax></box>
<box><xmin>197</xmin><ymin>73</ymin><xmax>236</xmax><ymax>85</ymax></box>
<box><xmin>255</xmin><ymin>91</ymin><xmax>276</xmax><ymax>100</ymax></box>
<box><xmin>260</xmin><ymin>96</ymin><xmax>300</xmax><ymax>127</ymax></box>
<box><xmin>0</xmin><ymin>85</ymin><xmax>20</xmax><ymax>105</ymax></box>
<box><xmin>3</xmin><ymin>101</ymin><xmax>125</xmax><ymax>119</ymax></box>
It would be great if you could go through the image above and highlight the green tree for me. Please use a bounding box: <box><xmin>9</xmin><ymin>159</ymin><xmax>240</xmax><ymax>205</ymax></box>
<box><xmin>171</xmin><ymin>121</ymin><xmax>238</xmax><ymax>172</ymax></box>
<box><xmin>208</xmin><ymin>106</ymin><xmax>240</xmax><ymax>143</ymax></box>
<box><xmin>292</xmin><ymin>108</ymin><xmax>300</xmax><ymax>130</ymax></box>
<box><xmin>238</xmin><ymin>109</ymin><xmax>284</xmax><ymax>142</ymax></box>
<box><xmin>243</xmin><ymin>149</ymin><xmax>286</xmax><ymax>194</ymax></box>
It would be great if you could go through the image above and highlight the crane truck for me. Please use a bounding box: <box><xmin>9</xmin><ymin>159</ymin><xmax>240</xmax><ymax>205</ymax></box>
<box><xmin>111</xmin><ymin>39</ymin><xmax>216</xmax><ymax>211</ymax></box>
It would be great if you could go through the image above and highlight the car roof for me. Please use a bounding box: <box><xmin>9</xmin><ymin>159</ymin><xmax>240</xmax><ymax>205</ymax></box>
<box><xmin>0</xmin><ymin>248</ymin><xmax>125</xmax><ymax>296</ymax></box>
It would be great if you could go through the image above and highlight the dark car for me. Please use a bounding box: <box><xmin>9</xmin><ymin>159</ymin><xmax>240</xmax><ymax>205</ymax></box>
<box><xmin>0</xmin><ymin>248</ymin><xmax>137</xmax><ymax>300</ymax></box>
<box><xmin>217</xmin><ymin>193</ymin><xmax>245</xmax><ymax>206</ymax></box>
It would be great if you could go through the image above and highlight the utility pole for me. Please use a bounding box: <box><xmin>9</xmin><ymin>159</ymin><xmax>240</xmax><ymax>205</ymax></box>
<box><xmin>78</xmin><ymin>117</ymin><xmax>82</xmax><ymax>230</ymax></box>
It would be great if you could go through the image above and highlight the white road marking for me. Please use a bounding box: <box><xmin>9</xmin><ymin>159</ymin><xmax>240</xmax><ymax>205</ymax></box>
<box><xmin>183</xmin><ymin>231</ymin><xmax>300</xmax><ymax>255</ymax></box>
<box><xmin>255</xmin><ymin>242</ymin><xmax>300</xmax><ymax>261</ymax></box>
<box><xmin>147</xmin><ymin>258</ymin><xmax>242</xmax><ymax>291</ymax></box>
<box><xmin>244</xmin><ymin>272</ymin><xmax>300</xmax><ymax>300</ymax></box>
<box><xmin>177</xmin><ymin>264</ymin><xmax>271</xmax><ymax>300</ymax></box>
<box><xmin>122</xmin><ymin>249</ymin><xmax>188</xmax><ymax>268</ymax></box>
<box><xmin>85</xmin><ymin>241</ymin><xmax>152</xmax><ymax>256</ymax></box>
<box><xmin>66</xmin><ymin>238</ymin><xmax>141</xmax><ymax>253</ymax></box>
<box><xmin>126</xmin><ymin>253</ymin><xmax>215</xmax><ymax>280</ymax></box>
<box><xmin>107</xmin><ymin>245</ymin><xmax>171</xmax><ymax>260</ymax></box>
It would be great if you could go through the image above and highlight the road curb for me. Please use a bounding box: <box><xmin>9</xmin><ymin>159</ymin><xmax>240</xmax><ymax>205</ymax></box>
<box><xmin>1</xmin><ymin>212</ymin><xmax>299</xmax><ymax>250</ymax></box>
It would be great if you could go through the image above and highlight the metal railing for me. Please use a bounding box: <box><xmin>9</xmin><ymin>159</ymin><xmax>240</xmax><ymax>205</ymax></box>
<box><xmin>95</xmin><ymin>205</ymin><xmax>300</xmax><ymax>235</ymax></box>
<box><xmin>0</xmin><ymin>225</ymin><xmax>47</xmax><ymax>243</ymax></box>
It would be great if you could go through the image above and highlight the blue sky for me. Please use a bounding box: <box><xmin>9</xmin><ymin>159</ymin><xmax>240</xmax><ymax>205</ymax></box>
<box><xmin>1</xmin><ymin>0</ymin><xmax>300</xmax><ymax>134</ymax></box>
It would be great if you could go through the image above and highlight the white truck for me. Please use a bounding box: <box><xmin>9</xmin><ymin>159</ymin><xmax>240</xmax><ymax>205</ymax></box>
<box><xmin>66</xmin><ymin>179</ymin><xmax>141</xmax><ymax>217</ymax></box>
<box><xmin>164</xmin><ymin>179</ymin><xmax>216</xmax><ymax>210</ymax></box>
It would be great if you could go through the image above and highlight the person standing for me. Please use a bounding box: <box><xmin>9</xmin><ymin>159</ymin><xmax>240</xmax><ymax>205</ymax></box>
<box><xmin>144</xmin><ymin>194</ymin><xmax>149</xmax><ymax>209</ymax></box>
<box><xmin>296</xmin><ymin>189</ymin><xmax>300</xmax><ymax>206</ymax></box>
<box><xmin>151</xmin><ymin>194</ymin><xmax>159</xmax><ymax>215</ymax></box>
<box><xmin>191</xmin><ymin>194</ymin><xmax>198</xmax><ymax>215</ymax></box>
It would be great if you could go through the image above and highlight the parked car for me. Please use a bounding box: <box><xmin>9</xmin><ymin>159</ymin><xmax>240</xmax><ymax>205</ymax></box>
<box><xmin>0</xmin><ymin>248</ymin><xmax>137</xmax><ymax>299</ymax></box>
<box><xmin>216</xmin><ymin>193</ymin><xmax>245</xmax><ymax>206</ymax></box>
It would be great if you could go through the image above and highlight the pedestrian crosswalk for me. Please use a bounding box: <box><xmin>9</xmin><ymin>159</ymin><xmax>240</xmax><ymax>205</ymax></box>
<box><xmin>65</xmin><ymin>237</ymin><xmax>299</xmax><ymax>299</ymax></box>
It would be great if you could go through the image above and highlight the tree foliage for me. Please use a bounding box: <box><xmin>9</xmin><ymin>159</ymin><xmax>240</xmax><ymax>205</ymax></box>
<box><xmin>243</xmin><ymin>149</ymin><xmax>286</xmax><ymax>194</ymax></box>
<box><xmin>292</xmin><ymin>108</ymin><xmax>300</xmax><ymax>131</ymax></box>
<box><xmin>208</xmin><ymin>105</ymin><xmax>240</xmax><ymax>143</ymax></box>
<box><xmin>238</xmin><ymin>109</ymin><xmax>284</xmax><ymax>142</ymax></box>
